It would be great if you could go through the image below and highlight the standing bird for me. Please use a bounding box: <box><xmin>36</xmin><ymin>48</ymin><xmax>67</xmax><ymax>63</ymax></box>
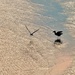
<box><xmin>53</xmin><ymin>31</ymin><xmax>63</xmax><ymax>37</ymax></box>
<box><xmin>25</xmin><ymin>25</ymin><xmax>39</xmax><ymax>36</ymax></box>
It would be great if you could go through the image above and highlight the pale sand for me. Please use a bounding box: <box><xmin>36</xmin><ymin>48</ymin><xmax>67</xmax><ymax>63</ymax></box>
<box><xmin>0</xmin><ymin>0</ymin><xmax>74</xmax><ymax>75</ymax></box>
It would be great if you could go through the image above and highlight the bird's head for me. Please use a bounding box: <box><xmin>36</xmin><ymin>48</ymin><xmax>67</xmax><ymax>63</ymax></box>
<box><xmin>53</xmin><ymin>31</ymin><xmax>56</xmax><ymax>33</ymax></box>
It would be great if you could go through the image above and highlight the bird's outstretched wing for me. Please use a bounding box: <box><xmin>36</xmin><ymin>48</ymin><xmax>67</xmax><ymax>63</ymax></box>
<box><xmin>32</xmin><ymin>29</ymin><xmax>39</xmax><ymax>34</ymax></box>
<box><xmin>58</xmin><ymin>31</ymin><xmax>63</xmax><ymax>34</ymax></box>
<box><xmin>60</xmin><ymin>31</ymin><xmax>63</xmax><ymax>34</ymax></box>
<box><xmin>25</xmin><ymin>25</ymin><xmax>31</xmax><ymax>34</ymax></box>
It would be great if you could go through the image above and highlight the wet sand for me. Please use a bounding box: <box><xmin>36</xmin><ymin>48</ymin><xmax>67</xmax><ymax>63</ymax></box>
<box><xmin>46</xmin><ymin>55</ymin><xmax>73</xmax><ymax>75</ymax></box>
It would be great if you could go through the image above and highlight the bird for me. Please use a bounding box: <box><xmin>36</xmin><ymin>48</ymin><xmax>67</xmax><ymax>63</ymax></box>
<box><xmin>53</xmin><ymin>31</ymin><xmax>63</xmax><ymax>37</ymax></box>
<box><xmin>25</xmin><ymin>25</ymin><xmax>39</xmax><ymax>36</ymax></box>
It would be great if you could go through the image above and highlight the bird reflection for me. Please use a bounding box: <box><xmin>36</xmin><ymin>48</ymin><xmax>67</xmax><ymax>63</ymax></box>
<box><xmin>25</xmin><ymin>25</ymin><xmax>39</xmax><ymax>36</ymax></box>
<box><xmin>54</xmin><ymin>39</ymin><xmax>62</xmax><ymax>45</ymax></box>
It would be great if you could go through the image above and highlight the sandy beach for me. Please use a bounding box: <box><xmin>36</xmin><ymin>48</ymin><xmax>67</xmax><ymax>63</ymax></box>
<box><xmin>0</xmin><ymin>0</ymin><xmax>75</xmax><ymax>75</ymax></box>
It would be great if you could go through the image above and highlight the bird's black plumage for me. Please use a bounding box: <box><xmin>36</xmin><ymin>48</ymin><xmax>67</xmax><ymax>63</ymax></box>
<box><xmin>25</xmin><ymin>25</ymin><xmax>39</xmax><ymax>36</ymax></box>
<box><xmin>53</xmin><ymin>31</ymin><xmax>63</xmax><ymax>37</ymax></box>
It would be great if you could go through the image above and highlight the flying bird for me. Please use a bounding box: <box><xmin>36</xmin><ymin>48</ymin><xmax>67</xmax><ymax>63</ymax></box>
<box><xmin>25</xmin><ymin>25</ymin><xmax>39</xmax><ymax>36</ymax></box>
<box><xmin>53</xmin><ymin>31</ymin><xmax>63</xmax><ymax>37</ymax></box>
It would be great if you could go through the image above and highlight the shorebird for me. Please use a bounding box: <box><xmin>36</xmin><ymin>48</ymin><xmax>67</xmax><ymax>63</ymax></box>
<box><xmin>53</xmin><ymin>31</ymin><xmax>63</xmax><ymax>37</ymax></box>
<box><xmin>25</xmin><ymin>25</ymin><xmax>39</xmax><ymax>36</ymax></box>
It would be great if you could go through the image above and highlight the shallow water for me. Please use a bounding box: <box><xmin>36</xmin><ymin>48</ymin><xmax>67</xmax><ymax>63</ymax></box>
<box><xmin>31</xmin><ymin>0</ymin><xmax>75</xmax><ymax>51</ymax></box>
